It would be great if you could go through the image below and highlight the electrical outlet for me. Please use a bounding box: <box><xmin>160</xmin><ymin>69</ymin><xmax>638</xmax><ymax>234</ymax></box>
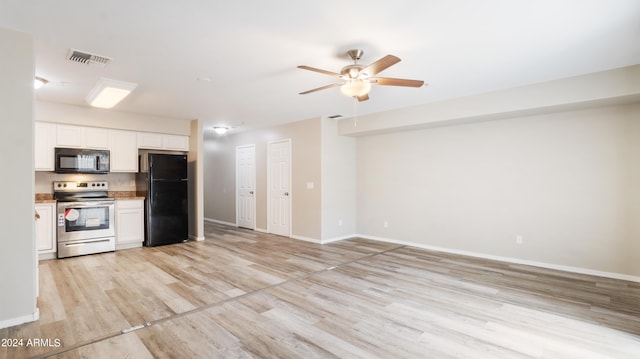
<box><xmin>338</xmin><ymin>219</ymin><xmax>343</xmax><ymax>227</ymax></box>
<box><xmin>383</xmin><ymin>221</ymin><xmax>389</xmax><ymax>228</ymax></box>
<box><xmin>516</xmin><ymin>235</ymin><xmax>523</xmax><ymax>245</ymax></box>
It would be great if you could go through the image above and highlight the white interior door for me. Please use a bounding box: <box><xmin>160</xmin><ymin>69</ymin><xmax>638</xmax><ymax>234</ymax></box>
<box><xmin>236</xmin><ymin>145</ymin><xmax>256</xmax><ymax>229</ymax></box>
<box><xmin>268</xmin><ymin>139</ymin><xmax>291</xmax><ymax>237</ymax></box>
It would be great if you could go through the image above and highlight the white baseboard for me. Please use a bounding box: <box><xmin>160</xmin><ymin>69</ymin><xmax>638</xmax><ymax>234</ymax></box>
<box><xmin>291</xmin><ymin>234</ymin><xmax>321</xmax><ymax>244</ymax></box>
<box><xmin>291</xmin><ymin>234</ymin><xmax>356</xmax><ymax>244</ymax></box>
<box><xmin>38</xmin><ymin>252</ymin><xmax>56</xmax><ymax>261</ymax></box>
<box><xmin>188</xmin><ymin>234</ymin><xmax>206</xmax><ymax>241</ymax></box>
<box><xmin>356</xmin><ymin>233</ymin><xmax>640</xmax><ymax>283</ymax></box>
<box><xmin>255</xmin><ymin>227</ymin><xmax>268</xmax><ymax>233</ymax></box>
<box><xmin>0</xmin><ymin>309</ymin><xmax>39</xmax><ymax>330</ymax></box>
<box><xmin>116</xmin><ymin>242</ymin><xmax>143</xmax><ymax>250</ymax></box>
<box><xmin>204</xmin><ymin>217</ymin><xmax>237</xmax><ymax>227</ymax></box>
<box><xmin>290</xmin><ymin>234</ymin><xmax>357</xmax><ymax>244</ymax></box>
<box><xmin>197</xmin><ymin>221</ymin><xmax>640</xmax><ymax>283</ymax></box>
<box><xmin>321</xmin><ymin>234</ymin><xmax>357</xmax><ymax>244</ymax></box>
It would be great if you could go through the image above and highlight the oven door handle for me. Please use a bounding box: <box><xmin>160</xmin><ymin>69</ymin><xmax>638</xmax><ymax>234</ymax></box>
<box><xmin>62</xmin><ymin>238</ymin><xmax>113</xmax><ymax>246</ymax></box>
<box><xmin>59</xmin><ymin>201</ymin><xmax>115</xmax><ymax>208</ymax></box>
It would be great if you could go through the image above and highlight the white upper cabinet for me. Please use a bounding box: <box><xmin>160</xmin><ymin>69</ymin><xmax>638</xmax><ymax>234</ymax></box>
<box><xmin>35</xmin><ymin>122</ymin><xmax>188</xmax><ymax>172</ymax></box>
<box><xmin>138</xmin><ymin>132</ymin><xmax>189</xmax><ymax>151</ymax></box>
<box><xmin>56</xmin><ymin>124</ymin><xmax>109</xmax><ymax>149</ymax></box>
<box><xmin>84</xmin><ymin>127</ymin><xmax>109</xmax><ymax>149</ymax></box>
<box><xmin>162</xmin><ymin>134</ymin><xmax>189</xmax><ymax>151</ymax></box>
<box><xmin>56</xmin><ymin>124</ymin><xmax>84</xmax><ymax>148</ymax></box>
<box><xmin>137</xmin><ymin>132</ymin><xmax>163</xmax><ymax>149</ymax></box>
<box><xmin>109</xmin><ymin>129</ymin><xmax>138</xmax><ymax>172</ymax></box>
<box><xmin>34</xmin><ymin>122</ymin><xmax>56</xmax><ymax>171</ymax></box>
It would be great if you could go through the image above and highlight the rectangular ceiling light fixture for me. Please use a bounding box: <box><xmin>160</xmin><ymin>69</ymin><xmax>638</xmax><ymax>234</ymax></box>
<box><xmin>86</xmin><ymin>78</ymin><xmax>138</xmax><ymax>108</ymax></box>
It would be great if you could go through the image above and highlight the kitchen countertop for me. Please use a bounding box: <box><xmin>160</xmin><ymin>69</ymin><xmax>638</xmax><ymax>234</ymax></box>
<box><xmin>35</xmin><ymin>192</ymin><xmax>146</xmax><ymax>203</ymax></box>
<box><xmin>35</xmin><ymin>193</ymin><xmax>55</xmax><ymax>203</ymax></box>
<box><xmin>35</xmin><ymin>199</ymin><xmax>57</xmax><ymax>204</ymax></box>
<box><xmin>109</xmin><ymin>191</ymin><xmax>146</xmax><ymax>200</ymax></box>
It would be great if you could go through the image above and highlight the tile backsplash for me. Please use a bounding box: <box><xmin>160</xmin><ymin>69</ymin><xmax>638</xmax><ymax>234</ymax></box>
<box><xmin>35</xmin><ymin>171</ymin><xmax>137</xmax><ymax>194</ymax></box>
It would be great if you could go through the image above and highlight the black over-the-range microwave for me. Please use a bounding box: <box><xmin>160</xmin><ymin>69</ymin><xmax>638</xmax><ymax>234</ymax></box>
<box><xmin>54</xmin><ymin>147</ymin><xmax>110</xmax><ymax>174</ymax></box>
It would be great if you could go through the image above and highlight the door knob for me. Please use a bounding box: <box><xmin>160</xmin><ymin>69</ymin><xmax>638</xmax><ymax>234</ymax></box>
<box><xmin>284</xmin><ymin>192</ymin><xmax>289</xmax><ymax>196</ymax></box>
<box><xmin>249</xmin><ymin>191</ymin><xmax>254</xmax><ymax>195</ymax></box>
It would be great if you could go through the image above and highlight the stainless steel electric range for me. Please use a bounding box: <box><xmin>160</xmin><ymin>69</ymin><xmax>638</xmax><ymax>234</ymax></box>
<box><xmin>53</xmin><ymin>181</ymin><xmax>115</xmax><ymax>258</ymax></box>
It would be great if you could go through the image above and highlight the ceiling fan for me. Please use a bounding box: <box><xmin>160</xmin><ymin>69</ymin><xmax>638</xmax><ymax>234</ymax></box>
<box><xmin>298</xmin><ymin>49</ymin><xmax>425</xmax><ymax>102</ymax></box>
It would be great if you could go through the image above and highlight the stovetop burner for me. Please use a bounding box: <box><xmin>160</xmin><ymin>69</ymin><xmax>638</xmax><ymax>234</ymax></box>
<box><xmin>54</xmin><ymin>195</ymin><xmax>115</xmax><ymax>202</ymax></box>
<box><xmin>53</xmin><ymin>181</ymin><xmax>113</xmax><ymax>201</ymax></box>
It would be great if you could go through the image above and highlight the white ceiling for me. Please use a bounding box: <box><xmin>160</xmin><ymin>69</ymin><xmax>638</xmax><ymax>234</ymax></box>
<box><xmin>1</xmin><ymin>0</ymin><xmax>639</xmax><ymax>133</ymax></box>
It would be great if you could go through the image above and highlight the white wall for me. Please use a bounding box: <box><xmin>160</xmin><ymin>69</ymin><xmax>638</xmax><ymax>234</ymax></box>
<box><xmin>321</xmin><ymin>117</ymin><xmax>357</xmax><ymax>241</ymax></box>
<box><xmin>356</xmin><ymin>103</ymin><xmax>640</xmax><ymax>277</ymax></box>
<box><xmin>339</xmin><ymin>65</ymin><xmax>640</xmax><ymax>136</ymax></box>
<box><xmin>0</xmin><ymin>27</ymin><xmax>38</xmax><ymax>328</ymax></box>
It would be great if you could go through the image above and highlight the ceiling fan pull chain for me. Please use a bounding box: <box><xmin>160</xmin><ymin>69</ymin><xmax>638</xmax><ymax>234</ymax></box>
<box><xmin>353</xmin><ymin>96</ymin><xmax>358</xmax><ymax>127</ymax></box>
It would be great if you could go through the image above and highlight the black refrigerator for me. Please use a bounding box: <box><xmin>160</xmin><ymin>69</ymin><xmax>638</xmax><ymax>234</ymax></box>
<box><xmin>137</xmin><ymin>153</ymin><xmax>189</xmax><ymax>246</ymax></box>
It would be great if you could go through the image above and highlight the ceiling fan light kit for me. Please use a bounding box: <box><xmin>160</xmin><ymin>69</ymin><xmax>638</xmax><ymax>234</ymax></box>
<box><xmin>340</xmin><ymin>79</ymin><xmax>371</xmax><ymax>97</ymax></box>
<box><xmin>298</xmin><ymin>49</ymin><xmax>424</xmax><ymax>101</ymax></box>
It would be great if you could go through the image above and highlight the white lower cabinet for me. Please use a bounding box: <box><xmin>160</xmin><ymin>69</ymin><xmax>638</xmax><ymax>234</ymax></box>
<box><xmin>116</xmin><ymin>199</ymin><xmax>144</xmax><ymax>250</ymax></box>
<box><xmin>35</xmin><ymin>203</ymin><xmax>56</xmax><ymax>260</ymax></box>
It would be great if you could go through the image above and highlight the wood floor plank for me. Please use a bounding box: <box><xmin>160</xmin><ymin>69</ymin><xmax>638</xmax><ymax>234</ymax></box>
<box><xmin>2</xmin><ymin>221</ymin><xmax>639</xmax><ymax>358</ymax></box>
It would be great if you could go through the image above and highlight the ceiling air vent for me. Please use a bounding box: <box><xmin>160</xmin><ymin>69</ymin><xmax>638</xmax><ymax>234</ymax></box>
<box><xmin>66</xmin><ymin>49</ymin><xmax>112</xmax><ymax>67</ymax></box>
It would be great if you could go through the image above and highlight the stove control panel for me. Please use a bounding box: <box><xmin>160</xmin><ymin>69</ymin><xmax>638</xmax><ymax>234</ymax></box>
<box><xmin>53</xmin><ymin>181</ymin><xmax>109</xmax><ymax>192</ymax></box>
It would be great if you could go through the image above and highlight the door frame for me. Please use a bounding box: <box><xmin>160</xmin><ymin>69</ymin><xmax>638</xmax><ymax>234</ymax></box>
<box><xmin>236</xmin><ymin>144</ymin><xmax>256</xmax><ymax>230</ymax></box>
<box><xmin>267</xmin><ymin>138</ymin><xmax>292</xmax><ymax>237</ymax></box>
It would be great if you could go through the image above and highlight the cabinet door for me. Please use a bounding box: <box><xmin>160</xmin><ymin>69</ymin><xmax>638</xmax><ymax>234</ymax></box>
<box><xmin>35</xmin><ymin>203</ymin><xmax>55</xmax><ymax>253</ymax></box>
<box><xmin>163</xmin><ymin>134</ymin><xmax>189</xmax><ymax>151</ymax></box>
<box><xmin>137</xmin><ymin>132</ymin><xmax>163</xmax><ymax>149</ymax></box>
<box><xmin>109</xmin><ymin>130</ymin><xmax>138</xmax><ymax>172</ymax></box>
<box><xmin>34</xmin><ymin>122</ymin><xmax>56</xmax><ymax>171</ymax></box>
<box><xmin>116</xmin><ymin>200</ymin><xmax>144</xmax><ymax>246</ymax></box>
<box><xmin>56</xmin><ymin>124</ymin><xmax>84</xmax><ymax>148</ymax></box>
<box><xmin>85</xmin><ymin>127</ymin><xmax>109</xmax><ymax>149</ymax></box>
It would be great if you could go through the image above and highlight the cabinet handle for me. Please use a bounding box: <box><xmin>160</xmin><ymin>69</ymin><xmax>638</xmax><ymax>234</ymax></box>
<box><xmin>35</xmin><ymin>211</ymin><xmax>41</xmax><ymax>220</ymax></box>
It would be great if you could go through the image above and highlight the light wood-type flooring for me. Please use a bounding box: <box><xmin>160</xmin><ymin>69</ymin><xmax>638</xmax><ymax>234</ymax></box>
<box><xmin>2</xmin><ymin>222</ymin><xmax>639</xmax><ymax>358</ymax></box>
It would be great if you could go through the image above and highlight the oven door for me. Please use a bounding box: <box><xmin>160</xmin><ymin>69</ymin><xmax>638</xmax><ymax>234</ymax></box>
<box><xmin>57</xmin><ymin>200</ymin><xmax>115</xmax><ymax>242</ymax></box>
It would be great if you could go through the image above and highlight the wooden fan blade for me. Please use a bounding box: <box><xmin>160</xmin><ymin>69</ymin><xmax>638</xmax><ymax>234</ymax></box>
<box><xmin>299</xmin><ymin>82</ymin><xmax>342</xmax><ymax>95</ymax></box>
<box><xmin>297</xmin><ymin>65</ymin><xmax>341</xmax><ymax>77</ymax></box>
<box><xmin>357</xmin><ymin>94</ymin><xmax>369</xmax><ymax>102</ymax></box>
<box><xmin>371</xmin><ymin>77</ymin><xmax>425</xmax><ymax>87</ymax></box>
<box><xmin>362</xmin><ymin>55</ymin><xmax>401</xmax><ymax>76</ymax></box>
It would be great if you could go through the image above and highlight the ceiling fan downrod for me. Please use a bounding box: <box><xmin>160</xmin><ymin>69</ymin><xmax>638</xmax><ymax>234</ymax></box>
<box><xmin>346</xmin><ymin>49</ymin><xmax>364</xmax><ymax>62</ymax></box>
